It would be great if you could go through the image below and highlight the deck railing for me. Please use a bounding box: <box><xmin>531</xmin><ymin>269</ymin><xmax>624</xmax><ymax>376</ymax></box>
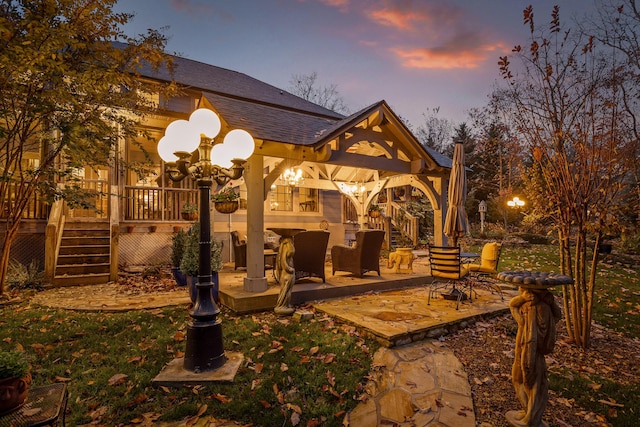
<box><xmin>124</xmin><ymin>186</ymin><xmax>198</xmax><ymax>221</ymax></box>
<box><xmin>0</xmin><ymin>183</ymin><xmax>50</xmax><ymax>220</ymax></box>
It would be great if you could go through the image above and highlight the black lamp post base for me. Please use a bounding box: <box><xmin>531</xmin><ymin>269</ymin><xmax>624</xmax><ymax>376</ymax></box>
<box><xmin>183</xmin><ymin>319</ymin><xmax>225</xmax><ymax>372</ymax></box>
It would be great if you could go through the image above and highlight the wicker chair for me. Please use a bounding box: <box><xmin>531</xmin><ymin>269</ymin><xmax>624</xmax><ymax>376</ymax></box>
<box><xmin>231</xmin><ymin>231</ymin><xmax>247</xmax><ymax>270</ymax></box>
<box><xmin>331</xmin><ymin>230</ymin><xmax>385</xmax><ymax>277</ymax></box>
<box><xmin>427</xmin><ymin>245</ymin><xmax>471</xmax><ymax>309</ymax></box>
<box><xmin>293</xmin><ymin>230</ymin><xmax>330</xmax><ymax>282</ymax></box>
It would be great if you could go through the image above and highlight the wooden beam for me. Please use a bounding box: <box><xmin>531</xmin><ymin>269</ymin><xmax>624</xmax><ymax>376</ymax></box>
<box><xmin>326</xmin><ymin>151</ymin><xmax>412</xmax><ymax>173</ymax></box>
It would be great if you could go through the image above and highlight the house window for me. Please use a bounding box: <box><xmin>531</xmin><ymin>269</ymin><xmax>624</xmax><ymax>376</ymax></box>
<box><xmin>299</xmin><ymin>188</ymin><xmax>318</xmax><ymax>212</ymax></box>
<box><xmin>270</xmin><ymin>185</ymin><xmax>292</xmax><ymax>211</ymax></box>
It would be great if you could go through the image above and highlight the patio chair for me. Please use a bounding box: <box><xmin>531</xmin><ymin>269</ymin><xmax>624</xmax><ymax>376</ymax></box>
<box><xmin>468</xmin><ymin>241</ymin><xmax>504</xmax><ymax>299</ymax></box>
<box><xmin>331</xmin><ymin>230</ymin><xmax>385</xmax><ymax>278</ymax></box>
<box><xmin>427</xmin><ymin>245</ymin><xmax>472</xmax><ymax>309</ymax></box>
<box><xmin>231</xmin><ymin>231</ymin><xmax>247</xmax><ymax>270</ymax></box>
<box><xmin>293</xmin><ymin>230</ymin><xmax>330</xmax><ymax>282</ymax></box>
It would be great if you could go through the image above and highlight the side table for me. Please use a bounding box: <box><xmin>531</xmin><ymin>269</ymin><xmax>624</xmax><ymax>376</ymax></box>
<box><xmin>0</xmin><ymin>383</ymin><xmax>68</xmax><ymax>427</ymax></box>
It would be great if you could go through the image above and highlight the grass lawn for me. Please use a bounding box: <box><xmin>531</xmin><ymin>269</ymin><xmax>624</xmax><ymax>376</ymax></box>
<box><xmin>1</xmin><ymin>242</ymin><xmax>638</xmax><ymax>426</ymax></box>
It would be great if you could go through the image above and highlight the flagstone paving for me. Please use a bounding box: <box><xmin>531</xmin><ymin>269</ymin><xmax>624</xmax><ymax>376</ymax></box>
<box><xmin>29</xmin><ymin>266</ymin><xmax>516</xmax><ymax>426</ymax></box>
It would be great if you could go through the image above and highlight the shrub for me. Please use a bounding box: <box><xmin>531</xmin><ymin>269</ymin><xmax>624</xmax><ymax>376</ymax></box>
<box><xmin>180</xmin><ymin>223</ymin><xmax>223</xmax><ymax>275</ymax></box>
<box><xmin>7</xmin><ymin>259</ymin><xmax>45</xmax><ymax>290</ymax></box>
<box><xmin>514</xmin><ymin>232</ymin><xmax>550</xmax><ymax>245</ymax></box>
<box><xmin>171</xmin><ymin>229</ymin><xmax>188</xmax><ymax>268</ymax></box>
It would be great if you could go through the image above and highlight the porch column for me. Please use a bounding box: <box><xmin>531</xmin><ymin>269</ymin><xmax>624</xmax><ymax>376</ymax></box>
<box><xmin>433</xmin><ymin>177</ymin><xmax>447</xmax><ymax>246</ymax></box>
<box><xmin>243</xmin><ymin>154</ymin><xmax>268</xmax><ymax>292</ymax></box>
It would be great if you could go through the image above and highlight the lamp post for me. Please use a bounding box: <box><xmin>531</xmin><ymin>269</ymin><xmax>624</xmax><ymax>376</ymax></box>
<box><xmin>507</xmin><ymin>196</ymin><xmax>525</xmax><ymax>232</ymax></box>
<box><xmin>158</xmin><ymin>108</ymin><xmax>254</xmax><ymax>372</ymax></box>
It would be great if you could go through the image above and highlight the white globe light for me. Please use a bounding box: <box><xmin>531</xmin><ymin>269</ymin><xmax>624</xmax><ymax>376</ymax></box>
<box><xmin>210</xmin><ymin>142</ymin><xmax>234</xmax><ymax>168</ymax></box>
<box><xmin>165</xmin><ymin>119</ymin><xmax>200</xmax><ymax>153</ymax></box>
<box><xmin>223</xmin><ymin>129</ymin><xmax>255</xmax><ymax>160</ymax></box>
<box><xmin>157</xmin><ymin>136</ymin><xmax>178</xmax><ymax>163</ymax></box>
<box><xmin>189</xmin><ymin>108</ymin><xmax>221</xmax><ymax>138</ymax></box>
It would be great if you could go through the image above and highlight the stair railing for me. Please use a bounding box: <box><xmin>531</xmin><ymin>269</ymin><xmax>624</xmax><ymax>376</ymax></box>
<box><xmin>44</xmin><ymin>200</ymin><xmax>66</xmax><ymax>284</ymax></box>
<box><xmin>389</xmin><ymin>200</ymin><xmax>418</xmax><ymax>247</ymax></box>
<box><xmin>109</xmin><ymin>194</ymin><xmax>119</xmax><ymax>282</ymax></box>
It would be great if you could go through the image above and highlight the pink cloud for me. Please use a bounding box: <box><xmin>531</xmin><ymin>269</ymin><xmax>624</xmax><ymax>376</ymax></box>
<box><xmin>365</xmin><ymin>1</ymin><xmax>460</xmax><ymax>32</ymax></box>
<box><xmin>367</xmin><ymin>7</ymin><xmax>428</xmax><ymax>31</ymax></box>
<box><xmin>392</xmin><ymin>37</ymin><xmax>508</xmax><ymax>70</ymax></box>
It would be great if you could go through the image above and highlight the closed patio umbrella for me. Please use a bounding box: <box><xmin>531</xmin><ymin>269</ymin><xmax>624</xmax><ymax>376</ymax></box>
<box><xmin>443</xmin><ymin>140</ymin><xmax>468</xmax><ymax>247</ymax></box>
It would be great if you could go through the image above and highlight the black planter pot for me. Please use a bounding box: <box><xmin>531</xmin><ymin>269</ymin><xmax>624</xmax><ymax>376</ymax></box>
<box><xmin>598</xmin><ymin>243</ymin><xmax>612</xmax><ymax>254</ymax></box>
<box><xmin>187</xmin><ymin>271</ymin><xmax>219</xmax><ymax>304</ymax></box>
<box><xmin>171</xmin><ymin>267</ymin><xmax>187</xmax><ymax>287</ymax></box>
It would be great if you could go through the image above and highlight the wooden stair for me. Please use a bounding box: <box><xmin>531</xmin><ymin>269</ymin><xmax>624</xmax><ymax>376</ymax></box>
<box><xmin>54</xmin><ymin>221</ymin><xmax>111</xmax><ymax>286</ymax></box>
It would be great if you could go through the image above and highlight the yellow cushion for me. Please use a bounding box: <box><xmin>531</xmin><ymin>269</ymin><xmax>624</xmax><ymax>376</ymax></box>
<box><xmin>432</xmin><ymin>266</ymin><xmax>469</xmax><ymax>280</ymax></box>
<box><xmin>469</xmin><ymin>242</ymin><xmax>501</xmax><ymax>273</ymax></box>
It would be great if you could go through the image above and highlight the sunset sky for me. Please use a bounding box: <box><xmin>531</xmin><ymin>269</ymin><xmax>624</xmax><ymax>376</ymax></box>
<box><xmin>114</xmin><ymin>0</ymin><xmax>594</xmax><ymax>128</ymax></box>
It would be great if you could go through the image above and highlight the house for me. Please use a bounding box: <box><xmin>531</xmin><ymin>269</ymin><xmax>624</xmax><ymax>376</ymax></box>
<box><xmin>7</xmin><ymin>51</ymin><xmax>454</xmax><ymax>288</ymax></box>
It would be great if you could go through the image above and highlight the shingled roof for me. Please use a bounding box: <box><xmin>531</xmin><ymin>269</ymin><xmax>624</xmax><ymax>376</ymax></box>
<box><xmin>137</xmin><ymin>47</ymin><xmax>450</xmax><ymax>169</ymax></box>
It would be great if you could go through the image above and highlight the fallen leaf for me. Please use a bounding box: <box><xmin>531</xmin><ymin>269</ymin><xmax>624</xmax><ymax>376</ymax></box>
<box><xmin>22</xmin><ymin>408</ymin><xmax>42</xmax><ymax>417</ymax></box>
<box><xmin>326</xmin><ymin>370</ymin><xmax>336</xmax><ymax>387</ymax></box>
<box><xmin>598</xmin><ymin>399</ymin><xmax>624</xmax><ymax>407</ymax></box>
<box><xmin>310</xmin><ymin>346</ymin><xmax>319</xmax><ymax>355</ymax></box>
<box><xmin>291</xmin><ymin>412</ymin><xmax>301</xmax><ymax>426</ymax></box>
<box><xmin>280</xmin><ymin>362</ymin><xmax>288</xmax><ymax>372</ymax></box>
<box><xmin>131</xmin><ymin>394</ymin><xmax>148</xmax><ymax>405</ymax></box>
<box><xmin>108</xmin><ymin>373</ymin><xmax>128</xmax><ymax>386</ymax></box>
<box><xmin>287</xmin><ymin>403</ymin><xmax>302</xmax><ymax>413</ymax></box>
<box><xmin>260</xmin><ymin>400</ymin><xmax>271</xmax><ymax>408</ymax></box>
<box><xmin>213</xmin><ymin>393</ymin><xmax>232</xmax><ymax>403</ymax></box>
<box><xmin>323</xmin><ymin>353</ymin><xmax>336</xmax><ymax>364</ymax></box>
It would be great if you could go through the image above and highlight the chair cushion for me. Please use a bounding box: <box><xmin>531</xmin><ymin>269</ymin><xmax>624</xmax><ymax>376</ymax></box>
<box><xmin>469</xmin><ymin>242</ymin><xmax>500</xmax><ymax>273</ymax></box>
<box><xmin>432</xmin><ymin>266</ymin><xmax>469</xmax><ymax>280</ymax></box>
<box><xmin>480</xmin><ymin>242</ymin><xmax>500</xmax><ymax>267</ymax></box>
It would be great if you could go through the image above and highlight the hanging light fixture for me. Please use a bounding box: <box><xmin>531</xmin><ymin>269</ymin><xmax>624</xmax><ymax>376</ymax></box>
<box><xmin>280</xmin><ymin>168</ymin><xmax>304</xmax><ymax>187</ymax></box>
<box><xmin>339</xmin><ymin>181</ymin><xmax>366</xmax><ymax>198</ymax></box>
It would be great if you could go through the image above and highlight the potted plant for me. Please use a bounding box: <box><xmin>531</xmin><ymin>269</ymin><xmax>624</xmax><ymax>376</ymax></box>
<box><xmin>368</xmin><ymin>203</ymin><xmax>382</xmax><ymax>218</ymax></box>
<box><xmin>181</xmin><ymin>202</ymin><xmax>198</xmax><ymax>221</ymax></box>
<box><xmin>171</xmin><ymin>229</ymin><xmax>188</xmax><ymax>286</ymax></box>
<box><xmin>180</xmin><ymin>223</ymin><xmax>222</xmax><ymax>303</ymax></box>
<box><xmin>212</xmin><ymin>188</ymin><xmax>240</xmax><ymax>214</ymax></box>
<box><xmin>0</xmin><ymin>350</ymin><xmax>31</xmax><ymax>414</ymax></box>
